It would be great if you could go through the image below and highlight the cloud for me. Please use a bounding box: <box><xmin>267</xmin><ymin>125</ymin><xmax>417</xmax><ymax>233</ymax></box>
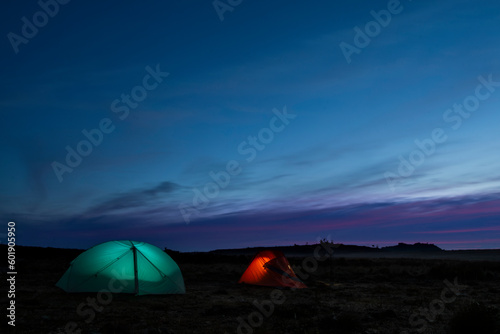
<box><xmin>10</xmin><ymin>190</ymin><xmax>500</xmax><ymax>251</ymax></box>
<box><xmin>412</xmin><ymin>226</ymin><xmax>500</xmax><ymax>234</ymax></box>
<box><xmin>83</xmin><ymin>181</ymin><xmax>182</xmax><ymax>217</ymax></box>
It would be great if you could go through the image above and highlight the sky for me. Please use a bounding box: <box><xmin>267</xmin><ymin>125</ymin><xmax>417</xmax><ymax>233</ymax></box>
<box><xmin>1</xmin><ymin>0</ymin><xmax>499</xmax><ymax>251</ymax></box>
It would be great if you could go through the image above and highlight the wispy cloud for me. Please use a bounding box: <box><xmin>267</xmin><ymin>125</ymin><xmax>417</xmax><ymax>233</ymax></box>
<box><xmin>13</xmin><ymin>191</ymin><xmax>498</xmax><ymax>251</ymax></box>
<box><xmin>83</xmin><ymin>181</ymin><xmax>182</xmax><ymax>217</ymax></box>
<box><xmin>412</xmin><ymin>227</ymin><xmax>500</xmax><ymax>234</ymax></box>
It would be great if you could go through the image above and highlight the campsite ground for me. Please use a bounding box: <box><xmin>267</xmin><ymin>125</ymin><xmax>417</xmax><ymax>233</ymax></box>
<box><xmin>1</xmin><ymin>245</ymin><xmax>500</xmax><ymax>334</ymax></box>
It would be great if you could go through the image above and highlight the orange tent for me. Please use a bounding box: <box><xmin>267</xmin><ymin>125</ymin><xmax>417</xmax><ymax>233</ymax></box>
<box><xmin>238</xmin><ymin>250</ymin><xmax>307</xmax><ymax>288</ymax></box>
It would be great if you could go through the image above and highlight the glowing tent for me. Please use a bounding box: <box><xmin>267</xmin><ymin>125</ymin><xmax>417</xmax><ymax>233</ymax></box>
<box><xmin>238</xmin><ymin>250</ymin><xmax>307</xmax><ymax>288</ymax></box>
<box><xmin>56</xmin><ymin>240</ymin><xmax>185</xmax><ymax>295</ymax></box>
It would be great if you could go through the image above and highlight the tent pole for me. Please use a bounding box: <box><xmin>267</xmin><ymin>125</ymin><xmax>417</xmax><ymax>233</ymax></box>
<box><xmin>132</xmin><ymin>245</ymin><xmax>139</xmax><ymax>295</ymax></box>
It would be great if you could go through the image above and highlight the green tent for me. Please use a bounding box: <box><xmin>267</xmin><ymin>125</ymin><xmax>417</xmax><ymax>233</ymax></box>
<box><xmin>56</xmin><ymin>240</ymin><xmax>185</xmax><ymax>295</ymax></box>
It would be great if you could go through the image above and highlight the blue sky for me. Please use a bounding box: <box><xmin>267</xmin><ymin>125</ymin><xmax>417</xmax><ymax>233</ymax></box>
<box><xmin>1</xmin><ymin>0</ymin><xmax>499</xmax><ymax>251</ymax></box>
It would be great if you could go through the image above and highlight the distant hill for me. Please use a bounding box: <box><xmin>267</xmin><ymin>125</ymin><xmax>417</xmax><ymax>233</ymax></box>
<box><xmin>210</xmin><ymin>242</ymin><xmax>444</xmax><ymax>257</ymax></box>
<box><xmin>381</xmin><ymin>242</ymin><xmax>443</xmax><ymax>252</ymax></box>
<box><xmin>2</xmin><ymin>242</ymin><xmax>500</xmax><ymax>262</ymax></box>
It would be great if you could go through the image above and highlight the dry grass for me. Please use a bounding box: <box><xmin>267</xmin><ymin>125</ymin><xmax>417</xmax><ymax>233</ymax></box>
<box><xmin>1</xmin><ymin>246</ymin><xmax>499</xmax><ymax>333</ymax></box>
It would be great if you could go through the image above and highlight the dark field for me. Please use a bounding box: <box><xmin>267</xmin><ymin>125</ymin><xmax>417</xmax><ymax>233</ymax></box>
<box><xmin>1</xmin><ymin>245</ymin><xmax>500</xmax><ymax>334</ymax></box>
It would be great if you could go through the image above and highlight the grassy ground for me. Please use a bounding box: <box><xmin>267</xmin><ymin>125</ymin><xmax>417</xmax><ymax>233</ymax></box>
<box><xmin>1</xmin><ymin>246</ymin><xmax>499</xmax><ymax>333</ymax></box>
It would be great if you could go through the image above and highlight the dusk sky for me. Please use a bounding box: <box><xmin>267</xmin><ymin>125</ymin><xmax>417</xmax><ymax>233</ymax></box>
<box><xmin>1</xmin><ymin>0</ymin><xmax>500</xmax><ymax>251</ymax></box>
